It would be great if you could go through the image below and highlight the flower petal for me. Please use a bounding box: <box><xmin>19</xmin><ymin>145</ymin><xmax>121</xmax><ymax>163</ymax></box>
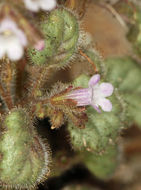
<box><xmin>0</xmin><ymin>18</ymin><xmax>17</xmax><ymax>32</ymax></box>
<box><xmin>7</xmin><ymin>39</ymin><xmax>24</xmax><ymax>61</ymax></box>
<box><xmin>99</xmin><ymin>82</ymin><xmax>114</xmax><ymax>97</ymax></box>
<box><xmin>0</xmin><ymin>38</ymin><xmax>6</xmax><ymax>58</ymax></box>
<box><xmin>66</xmin><ymin>88</ymin><xmax>92</xmax><ymax>106</ymax></box>
<box><xmin>23</xmin><ymin>0</ymin><xmax>40</xmax><ymax>12</ymax></box>
<box><xmin>0</xmin><ymin>18</ymin><xmax>27</xmax><ymax>46</ymax></box>
<box><xmin>98</xmin><ymin>98</ymin><xmax>112</xmax><ymax>112</ymax></box>
<box><xmin>40</xmin><ymin>0</ymin><xmax>57</xmax><ymax>11</ymax></box>
<box><xmin>14</xmin><ymin>29</ymin><xmax>27</xmax><ymax>46</ymax></box>
<box><xmin>88</xmin><ymin>74</ymin><xmax>100</xmax><ymax>87</ymax></box>
<box><xmin>91</xmin><ymin>103</ymin><xmax>101</xmax><ymax>113</ymax></box>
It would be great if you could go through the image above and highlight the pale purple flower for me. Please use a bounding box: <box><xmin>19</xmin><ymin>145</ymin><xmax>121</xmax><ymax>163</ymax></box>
<box><xmin>23</xmin><ymin>0</ymin><xmax>57</xmax><ymax>12</ymax></box>
<box><xmin>67</xmin><ymin>74</ymin><xmax>114</xmax><ymax>113</ymax></box>
<box><xmin>0</xmin><ymin>18</ymin><xmax>27</xmax><ymax>61</ymax></box>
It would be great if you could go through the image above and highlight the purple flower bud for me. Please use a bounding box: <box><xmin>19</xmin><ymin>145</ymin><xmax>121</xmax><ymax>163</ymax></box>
<box><xmin>34</xmin><ymin>40</ymin><xmax>45</xmax><ymax>51</ymax></box>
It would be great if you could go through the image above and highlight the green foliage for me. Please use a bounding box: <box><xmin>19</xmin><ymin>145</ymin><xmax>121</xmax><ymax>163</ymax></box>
<box><xmin>28</xmin><ymin>7</ymin><xmax>79</xmax><ymax>68</ymax></box>
<box><xmin>81</xmin><ymin>145</ymin><xmax>119</xmax><ymax>179</ymax></box>
<box><xmin>127</xmin><ymin>7</ymin><xmax>141</xmax><ymax>56</ymax></box>
<box><xmin>115</xmin><ymin>2</ymin><xmax>141</xmax><ymax>57</ymax></box>
<box><xmin>114</xmin><ymin>0</ymin><xmax>134</xmax><ymax>19</ymax></box>
<box><xmin>105</xmin><ymin>57</ymin><xmax>141</xmax><ymax>127</ymax></box>
<box><xmin>0</xmin><ymin>109</ymin><xmax>49</xmax><ymax>189</ymax></box>
<box><xmin>133</xmin><ymin>9</ymin><xmax>141</xmax><ymax>44</ymax></box>
<box><xmin>68</xmin><ymin>75</ymin><xmax>127</xmax><ymax>152</ymax></box>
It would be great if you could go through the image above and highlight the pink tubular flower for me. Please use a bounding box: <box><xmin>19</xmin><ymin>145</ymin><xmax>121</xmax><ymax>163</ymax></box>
<box><xmin>66</xmin><ymin>74</ymin><xmax>114</xmax><ymax>113</ymax></box>
<box><xmin>23</xmin><ymin>0</ymin><xmax>57</xmax><ymax>12</ymax></box>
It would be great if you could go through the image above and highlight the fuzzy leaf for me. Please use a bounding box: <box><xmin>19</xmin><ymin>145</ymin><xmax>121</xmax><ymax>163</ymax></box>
<box><xmin>0</xmin><ymin>108</ymin><xmax>50</xmax><ymax>189</ymax></box>
<box><xmin>105</xmin><ymin>57</ymin><xmax>141</xmax><ymax>127</ymax></box>
<box><xmin>81</xmin><ymin>145</ymin><xmax>119</xmax><ymax>179</ymax></box>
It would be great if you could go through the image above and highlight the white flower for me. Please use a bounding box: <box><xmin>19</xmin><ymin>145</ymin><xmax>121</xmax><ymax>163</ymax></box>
<box><xmin>23</xmin><ymin>0</ymin><xmax>57</xmax><ymax>12</ymax></box>
<box><xmin>0</xmin><ymin>18</ymin><xmax>27</xmax><ymax>61</ymax></box>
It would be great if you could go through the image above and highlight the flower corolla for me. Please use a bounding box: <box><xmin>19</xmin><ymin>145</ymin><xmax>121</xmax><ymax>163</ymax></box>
<box><xmin>67</xmin><ymin>74</ymin><xmax>114</xmax><ymax>112</ymax></box>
